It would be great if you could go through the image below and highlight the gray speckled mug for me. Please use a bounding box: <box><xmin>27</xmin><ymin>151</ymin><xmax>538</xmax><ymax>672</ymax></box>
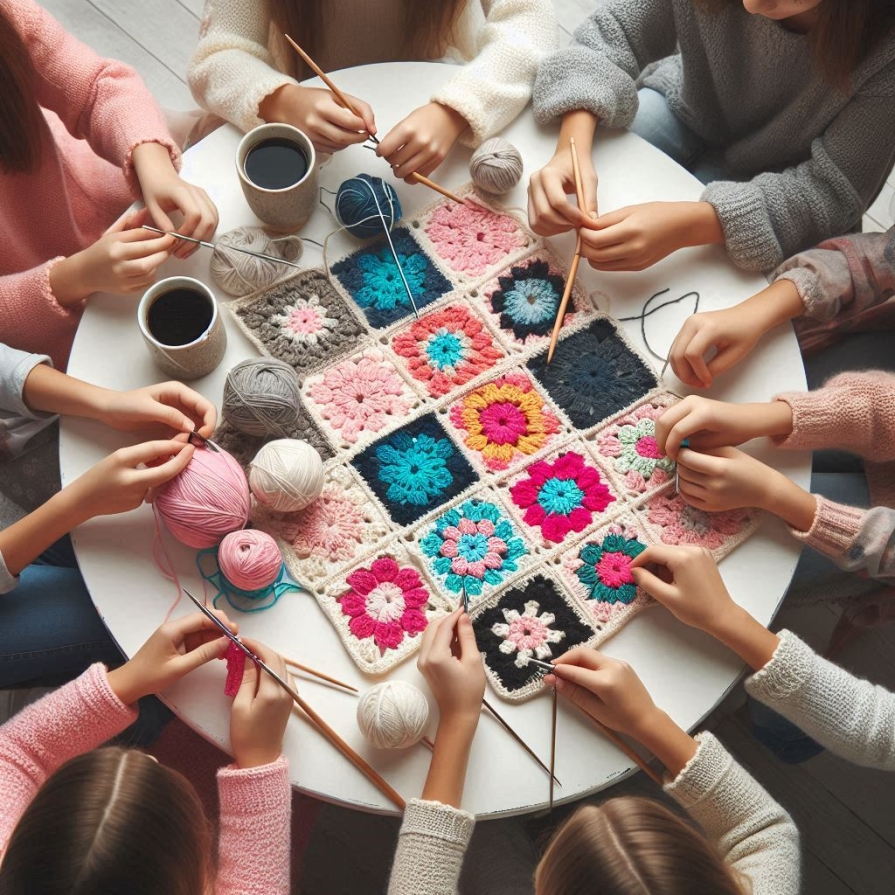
<box><xmin>138</xmin><ymin>276</ymin><xmax>227</xmax><ymax>381</ymax></box>
<box><xmin>236</xmin><ymin>123</ymin><xmax>318</xmax><ymax>232</ymax></box>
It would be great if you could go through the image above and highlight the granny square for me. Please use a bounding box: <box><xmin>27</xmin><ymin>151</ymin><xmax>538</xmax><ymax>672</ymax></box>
<box><xmin>529</xmin><ymin>318</ymin><xmax>659</xmax><ymax>431</ymax></box>
<box><xmin>331</xmin><ymin>227</ymin><xmax>452</xmax><ymax>329</ymax></box>
<box><xmin>352</xmin><ymin>413</ymin><xmax>478</xmax><ymax>526</ymax></box>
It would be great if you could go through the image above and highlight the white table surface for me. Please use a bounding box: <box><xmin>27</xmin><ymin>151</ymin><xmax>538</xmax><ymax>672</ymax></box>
<box><xmin>61</xmin><ymin>61</ymin><xmax>809</xmax><ymax>817</ymax></box>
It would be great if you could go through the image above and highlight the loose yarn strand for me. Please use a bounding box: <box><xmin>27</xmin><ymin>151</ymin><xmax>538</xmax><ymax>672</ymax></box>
<box><xmin>616</xmin><ymin>288</ymin><xmax>701</xmax><ymax>368</ymax></box>
<box><xmin>152</xmin><ymin>502</ymin><xmax>185</xmax><ymax>622</ymax></box>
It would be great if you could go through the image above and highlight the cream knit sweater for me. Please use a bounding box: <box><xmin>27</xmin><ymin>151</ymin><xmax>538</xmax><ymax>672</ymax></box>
<box><xmin>188</xmin><ymin>0</ymin><xmax>557</xmax><ymax>144</ymax></box>
<box><xmin>387</xmin><ymin>732</ymin><xmax>800</xmax><ymax>894</ymax></box>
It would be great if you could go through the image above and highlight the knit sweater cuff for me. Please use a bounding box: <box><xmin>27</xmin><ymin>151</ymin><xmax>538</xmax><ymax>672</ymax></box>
<box><xmin>0</xmin><ymin>551</ymin><xmax>18</xmax><ymax>595</ymax></box>
<box><xmin>700</xmin><ymin>182</ymin><xmax>781</xmax><ymax>272</ymax></box>
<box><xmin>400</xmin><ymin>799</ymin><xmax>476</xmax><ymax>846</ymax></box>
<box><xmin>122</xmin><ymin>138</ymin><xmax>183</xmax><ymax>194</ymax></box>
<box><xmin>42</xmin><ymin>257</ymin><xmax>84</xmax><ymax>322</ymax></box>
<box><xmin>745</xmin><ymin>630</ymin><xmax>813</xmax><ymax>704</ymax></box>
<box><xmin>787</xmin><ymin>496</ymin><xmax>866</xmax><ymax>557</ymax></box>
<box><xmin>772</xmin><ymin>268</ymin><xmax>815</xmax><ymax>317</ymax></box>
<box><xmin>430</xmin><ymin>82</ymin><xmax>490</xmax><ymax>147</ymax></box>
<box><xmin>771</xmin><ymin>391</ymin><xmax>836</xmax><ymax>451</ymax></box>
<box><xmin>4</xmin><ymin>349</ymin><xmax>53</xmax><ymax>419</ymax></box>
<box><xmin>217</xmin><ymin>755</ymin><xmax>291</xmax><ymax>815</ymax></box>
<box><xmin>663</xmin><ymin>732</ymin><xmax>732</xmax><ymax>808</ymax></box>
<box><xmin>86</xmin><ymin>664</ymin><xmax>140</xmax><ymax>731</ymax></box>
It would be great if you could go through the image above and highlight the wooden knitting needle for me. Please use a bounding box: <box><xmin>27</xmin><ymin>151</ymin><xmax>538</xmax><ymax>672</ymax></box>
<box><xmin>482</xmin><ymin>697</ymin><xmax>561</xmax><ymax>786</ymax></box>
<box><xmin>141</xmin><ymin>225</ymin><xmax>304</xmax><ymax>270</ymax></box>
<box><xmin>283</xmin><ymin>34</ymin><xmax>465</xmax><ymax>205</ymax></box>
<box><xmin>546</xmin><ymin>137</ymin><xmax>586</xmax><ymax>364</ymax></box>
<box><xmin>549</xmin><ymin>684</ymin><xmax>558</xmax><ymax>811</ymax></box>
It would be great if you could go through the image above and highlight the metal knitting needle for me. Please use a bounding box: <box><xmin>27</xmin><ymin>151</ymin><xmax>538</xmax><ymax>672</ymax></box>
<box><xmin>549</xmin><ymin>685</ymin><xmax>558</xmax><ymax>812</ymax></box>
<box><xmin>524</xmin><ymin>656</ymin><xmax>556</xmax><ymax>672</ymax></box>
<box><xmin>461</xmin><ymin>581</ymin><xmax>469</xmax><ymax>615</ymax></box>
<box><xmin>188</xmin><ymin>429</ymin><xmax>222</xmax><ymax>453</ymax></box>
<box><xmin>142</xmin><ymin>226</ymin><xmax>304</xmax><ymax>270</ymax></box>
<box><xmin>675</xmin><ymin>438</ymin><xmax>690</xmax><ymax>493</ymax></box>
<box><xmin>482</xmin><ymin>697</ymin><xmax>561</xmax><ymax>786</ymax></box>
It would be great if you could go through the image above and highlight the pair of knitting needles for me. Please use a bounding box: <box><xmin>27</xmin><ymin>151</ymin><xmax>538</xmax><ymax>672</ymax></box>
<box><xmin>141</xmin><ymin>225</ymin><xmax>304</xmax><ymax>270</ymax></box>
<box><xmin>546</xmin><ymin>137</ymin><xmax>586</xmax><ymax>365</ymax></box>
<box><xmin>283</xmin><ymin>34</ymin><xmax>465</xmax><ymax>207</ymax></box>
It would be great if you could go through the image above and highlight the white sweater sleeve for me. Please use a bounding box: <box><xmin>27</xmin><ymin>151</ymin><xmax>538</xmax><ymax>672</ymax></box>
<box><xmin>431</xmin><ymin>0</ymin><xmax>558</xmax><ymax>146</ymax></box>
<box><xmin>664</xmin><ymin>732</ymin><xmax>800</xmax><ymax>895</ymax></box>
<box><xmin>745</xmin><ymin>629</ymin><xmax>895</xmax><ymax>770</ymax></box>
<box><xmin>188</xmin><ymin>0</ymin><xmax>298</xmax><ymax>133</ymax></box>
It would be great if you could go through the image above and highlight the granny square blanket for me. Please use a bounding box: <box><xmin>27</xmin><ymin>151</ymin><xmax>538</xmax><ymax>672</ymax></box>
<box><xmin>225</xmin><ymin>185</ymin><xmax>761</xmax><ymax>701</ymax></box>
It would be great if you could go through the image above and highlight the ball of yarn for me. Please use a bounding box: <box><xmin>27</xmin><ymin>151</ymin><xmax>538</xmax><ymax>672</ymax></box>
<box><xmin>470</xmin><ymin>138</ymin><xmax>523</xmax><ymax>195</ymax></box>
<box><xmin>223</xmin><ymin>358</ymin><xmax>301</xmax><ymax>438</ymax></box>
<box><xmin>155</xmin><ymin>448</ymin><xmax>250</xmax><ymax>549</ymax></box>
<box><xmin>210</xmin><ymin>226</ymin><xmax>303</xmax><ymax>296</ymax></box>
<box><xmin>335</xmin><ymin>174</ymin><xmax>402</xmax><ymax>239</ymax></box>
<box><xmin>357</xmin><ymin>681</ymin><xmax>430</xmax><ymax>749</ymax></box>
<box><xmin>218</xmin><ymin>529</ymin><xmax>283</xmax><ymax>591</ymax></box>
<box><xmin>249</xmin><ymin>438</ymin><xmax>324</xmax><ymax>513</ymax></box>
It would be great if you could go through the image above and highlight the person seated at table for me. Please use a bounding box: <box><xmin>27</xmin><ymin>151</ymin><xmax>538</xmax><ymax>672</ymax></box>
<box><xmin>0</xmin><ymin>339</ymin><xmax>216</xmax><ymax>691</ymax></box>
<box><xmin>0</xmin><ymin>0</ymin><xmax>218</xmax><ymax>372</ymax></box>
<box><xmin>0</xmin><ymin>611</ymin><xmax>293</xmax><ymax>894</ymax></box>
<box><xmin>631</xmin><ymin>544</ymin><xmax>895</xmax><ymax>771</ymax></box>
<box><xmin>187</xmin><ymin>0</ymin><xmax>556</xmax><ymax>181</ymax></box>
<box><xmin>668</xmin><ymin>224</ymin><xmax>895</xmax><ymax>391</ymax></box>
<box><xmin>387</xmin><ymin>609</ymin><xmax>799</xmax><ymax>895</ymax></box>
<box><xmin>528</xmin><ymin>0</ymin><xmax>895</xmax><ymax>274</ymax></box>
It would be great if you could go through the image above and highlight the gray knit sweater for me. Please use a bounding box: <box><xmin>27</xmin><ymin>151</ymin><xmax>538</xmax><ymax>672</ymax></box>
<box><xmin>533</xmin><ymin>0</ymin><xmax>895</xmax><ymax>271</ymax></box>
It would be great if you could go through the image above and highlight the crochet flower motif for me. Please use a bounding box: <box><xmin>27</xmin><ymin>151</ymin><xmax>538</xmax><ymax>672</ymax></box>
<box><xmin>491</xmin><ymin>599</ymin><xmax>565</xmax><ymax>669</ymax></box>
<box><xmin>420</xmin><ymin>500</ymin><xmax>526</xmax><ymax>596</ymax></box>
<box><xmin>424</xmin><ymin>202</ymin><xmax>525</xmax><ymax>276</ymax></box>
<box><xmin>392</xmin><ymin>306</ymin><xmax>503</xmax><ymax>397</ymax></box>
<box><xmin>450</xmin><ymin>373</ymin><xmax>561</xmax><ymax>471</ymax></box>
<box><xmin>339</xmin><ymin>557</ymin><xmax>429</xmax><ymax>653</ymax></box>
<box><xmin>647</xmin><ymin>493</ymin><xmax>747</xmax><ymax>551</ymax></box>
<box><xmin>354</xmin><ymin>249</ymin><xmax>428</xmax><ymax>312</ymax></box>
<box><xmin>376</xmin><ymin>431</ymin><xmax>455</xmax><ymax>507</ymax></box>
<box><xmin>490</xmin><ymin>259</ymin><xmax>567</xmax><ymax>342</ymax></box>
<box><xmin>269</xmin><ymin>293</ymin><xmax>339</xmax><ymax>345</ymax></box>
<box><xmin>279</xmin><ymin>489</ymin><xmax>366</xmax><ymax>562</ymax></box>
<box><xmin>307</xmin><ymin>350</ymin><xmax>412</xmax><ymax>444</ymax></box>
<box><xmin>576</xmin><ymin>533</ymin><xmax>646</xmax><ymax>604</ymax></box>
<box><xmin>510</xmin><ymin>452</ymin><xmax>615</xmax><ymax>543</ymax></box>
<box><xmin>596</xmin><ymin>406</ymin><xmax>674</xmax><ymax>491</ymax></box>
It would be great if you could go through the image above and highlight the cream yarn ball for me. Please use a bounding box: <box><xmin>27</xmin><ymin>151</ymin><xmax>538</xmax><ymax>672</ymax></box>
<box><xmin>356</xmin><ymin>681</ymin><xmax>430</xmax><ymax>749</ymax></box>
<box><xmin>210</xmin><ymin>226</ymin><xmax>303</xmax><ymax>297</ymax></box>
<box><xmin>248</xmin><ymin>438</ymin><xmax>324</xmax><ymax>513</ymax></box>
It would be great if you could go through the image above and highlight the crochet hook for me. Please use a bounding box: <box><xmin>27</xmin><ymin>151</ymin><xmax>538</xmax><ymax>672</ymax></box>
<box><xmin>283</xmin><ymin>34</ymin><xmax>464</xmax><ymax>206</ymax></box>
<box><xmin>549</xmin><ymin>684</ymin><xmax>558</xmax><ymax>811</ymax></box>
<box><xmin>188</xmin><ymin>429</ymin><xmax>222</xmax><ymax>453</ymax></box>
<box><xmin>482</xmin><ymin>697</ymin><xmax>561</xmax><ymax>787</ymax></box>
<box><xmin>546</xmin><ymin>137</ymin><xmax>586</xmax><ymax>365</ymax></box>
<box><xmin>675</xmin><ymin>438</ymin><xmax>690</xmax><ymax>493</ymax></box>
<box><xmin>142</xmin><ymin>226</ymin><xmax>304</xmax><ymax>270</ymax></box>
<box><xmin>183</xmin><ymin>588</ymin><xmax>406</xmax><ymax>809</ymax></box>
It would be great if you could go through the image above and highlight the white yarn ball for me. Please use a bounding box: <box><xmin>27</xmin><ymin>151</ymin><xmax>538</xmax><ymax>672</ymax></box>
<box><xmin>210</xmin><ymin>226</ymin><xmax>303</xmax><ymax>297</ymax></box>
<box><xmin>248</xmin><ymin>438</ymin><xmax>324</xmax><ymax>513</ymax></box>
<box><xmin>356</xmin><ymin>681</ymin><xmax>430</xmax><ymax>750</ymax></box>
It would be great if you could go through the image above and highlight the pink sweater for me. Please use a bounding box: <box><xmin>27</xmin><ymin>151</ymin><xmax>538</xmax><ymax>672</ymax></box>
<box><xmin>0</xmin><ymin>0</ymin><xmax>179</xmax><ymax>371</ymax></box>
<box><xmin>0</xmin><ymin>664</ymin><xmax>291</xmax><ymax>894</ymax></box>
<box><xmin>774</xmin><ymin>371</ymin><xmax>895</xmax><ymax>581</ymax></box>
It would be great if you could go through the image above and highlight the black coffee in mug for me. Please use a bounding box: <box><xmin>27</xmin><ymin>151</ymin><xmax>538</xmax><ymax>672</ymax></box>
<box><xmin>147</xmin><ymin>288</ymin><xmax>213</xmax><ymax>346</ymax></box>
<box><xmin>244</xmin><ymin>137</ymin><xmax>309</xmax><ymax>190</ymax></box>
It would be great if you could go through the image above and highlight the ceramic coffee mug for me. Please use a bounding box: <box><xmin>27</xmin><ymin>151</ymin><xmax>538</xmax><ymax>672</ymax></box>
<box><xmin>236</xmin><ymin>123</ymin><xmax>318</xmax><ymax>232</ymax></box>
<box><xmin>138</xmin><ymin>276</ymin><xmax>227</xmax><ymax>380</ymax></box>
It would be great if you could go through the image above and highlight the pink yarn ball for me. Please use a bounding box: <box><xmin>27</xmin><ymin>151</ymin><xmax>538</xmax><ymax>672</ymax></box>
<box><xmin>155</xmin><ymin>447</ymin><xmax>250</xmax><ymax>549</ymax></box>
<box><xmin>218</xmin><ymin>529</ymin><xmax>283</xmax><ymax>591</ymax></box>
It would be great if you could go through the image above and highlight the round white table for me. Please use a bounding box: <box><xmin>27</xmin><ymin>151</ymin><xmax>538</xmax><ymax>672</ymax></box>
<box><xmin>61</xmin><ymin>62</ymin><xmax>809</xmax><ymax>817</ymax></box>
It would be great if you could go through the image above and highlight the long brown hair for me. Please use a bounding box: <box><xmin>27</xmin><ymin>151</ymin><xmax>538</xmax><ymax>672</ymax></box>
<box><xmin>268</xmin><ymin>0</ymin><xmax>467</xmax><ymax>78</ymax></box>
<box><xmin>698</xmin><ymin>0</ymin><xmax>895</xmax><ymax>90</ymax></box>
<box><xmin>0</xmin><ymin>748</ymin><xmax>214</xmax><ymax>895</ymax></box>
<box><xmin>535</xmin><ymin>798</ymin><xmax>748</xmax><ymax>895</ymax></box>
<box><xmin>0</xmin><ymin>6</ymin><xmax>44</xmax><ymax>174</ymax></box>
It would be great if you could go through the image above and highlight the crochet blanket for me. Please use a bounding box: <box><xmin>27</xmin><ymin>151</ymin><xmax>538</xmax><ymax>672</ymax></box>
<box><xmin>221</xmin><ymin>185</ymin><xmax>760</xmax><ymax>701</ymax></box>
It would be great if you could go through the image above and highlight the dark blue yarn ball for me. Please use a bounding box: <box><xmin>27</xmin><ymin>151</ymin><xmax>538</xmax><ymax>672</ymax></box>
<box><xmin>335</xmin><ymin>174</ymin><xmax>402</xmax><ymax>239</ymax></box>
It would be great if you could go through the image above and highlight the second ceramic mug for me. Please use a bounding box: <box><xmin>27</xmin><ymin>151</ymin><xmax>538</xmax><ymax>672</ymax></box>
<box><xmin>236</xmin><ymin>123</ymin><xmax>318</xmax><ymax>232</ymax></box>
<box><xmin>137</xmin><ymin>276</ymin><xmax>227</xmax><ymax>380</ymax></box>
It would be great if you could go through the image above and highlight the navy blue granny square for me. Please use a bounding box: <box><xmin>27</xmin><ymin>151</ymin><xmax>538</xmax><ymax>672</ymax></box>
<box><xmin>332</xmin><ymin>228</ymin><xmax>452</xmax><ymax>329</ymax></box>
<box><xmin>472</xmin><ymin>574</ymin><xmax>593</xmax><ymax>700</ymax></box>
<box><xmin>528</xmin><ymin>319</ymin><xmax>658</xmax><ymax>430</ymax></box>
<box><xmin>488</xmin><ymin>257</ymin><xmax>569</xmax><ymax>344</ymax></box>
<box><xmin>352</xmin><ymin>413</ymin><xmax>477</xmax><ymax>526</ymax></box>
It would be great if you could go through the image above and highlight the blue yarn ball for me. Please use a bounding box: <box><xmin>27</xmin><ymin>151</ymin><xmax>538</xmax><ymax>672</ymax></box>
<box><xmin>335</xmin><ymin>174</ymin><xmax>402</xmax><ymax>239</ymax></box>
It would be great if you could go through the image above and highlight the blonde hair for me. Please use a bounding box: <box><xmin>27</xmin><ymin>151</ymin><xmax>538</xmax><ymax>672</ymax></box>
<box><xmin>535</xmin><ymin>798</ymin><xmax>748</xmax><ymax>895</ymax></box>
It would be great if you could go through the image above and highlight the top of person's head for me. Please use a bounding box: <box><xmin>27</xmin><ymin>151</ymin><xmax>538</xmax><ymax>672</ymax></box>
<box><xmin>0</xmin><ymin>747</ymin><xmax>213</xmax><ymax>895</ymax></box>
<box><xmin>535</xmin><ymin>797</ymin><xmax>749</xmax><ymax>895</ymax></box>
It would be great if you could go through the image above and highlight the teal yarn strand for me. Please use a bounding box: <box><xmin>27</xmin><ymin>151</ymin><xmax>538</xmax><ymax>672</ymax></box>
<box><xmin>197</xmin><ymin>548</ymin><xmax>301</xmax><ymax>613</ymax></box>
<box><xmin>335</xmin><ymin>174</ymin><xmax>402</xmax><ymax>239</ymax></box>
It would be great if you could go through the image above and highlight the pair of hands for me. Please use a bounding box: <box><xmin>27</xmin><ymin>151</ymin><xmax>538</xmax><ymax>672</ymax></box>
<box><xmin>107</xmin><ymin>611</ymin><xmax>292</xmax><ymax>769</ymax></box>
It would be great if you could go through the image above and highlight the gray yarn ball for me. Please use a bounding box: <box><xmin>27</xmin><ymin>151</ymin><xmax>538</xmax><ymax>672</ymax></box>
<box><xmin>223</xmin><ymin>358</ymin><xmax>301</xmax><ymax>437</ymax></box>
<box><xmin>210</xmin><ymin>227</ymin><xmax>303</xmax><ymax>297</ymax></box>
<box><xmin>469</xmin><ymin>137</ymin><xmax>524</xmax><ymax>195</ymax></box>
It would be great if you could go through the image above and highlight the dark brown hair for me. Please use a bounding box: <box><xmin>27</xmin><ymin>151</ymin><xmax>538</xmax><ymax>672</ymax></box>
<box><xmin>0</xmin><ymin>748</ymin><xmax>214</xmax><ymax>895</ymax></box>
<box><xmin>698</xmin><ymin>0</ymin><xmax>895</xmax><ymax>90</ymax></box>
<box><xmin>535</xmin><ymin>798</ymin><xmax>748</xmax><ymax>895</ymax></box>
<box><xmin>267</xmin><ymin>0</ymin><xmax>468</xmax><ymax>78</ymax></box>
<box><xmin>0</xmin><ymin>5</ymin><xmax>44</xmax><ymax>174</ymax></box>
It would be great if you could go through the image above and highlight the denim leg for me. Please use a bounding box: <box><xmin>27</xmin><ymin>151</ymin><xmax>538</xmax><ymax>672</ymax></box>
<box><xmin>629</xmin><ymin>88</ymin><xmax>707</xmax><ymax>169</ymax></box>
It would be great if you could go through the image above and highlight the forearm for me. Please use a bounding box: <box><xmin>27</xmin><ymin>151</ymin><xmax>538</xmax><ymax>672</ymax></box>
<box><xmin>737</xmin><ymin>277</ymin><xmax>805</xmax><ymax>331</ymax></box>
<box><xmin>759</xmin><ymin>471</ymin><xmax>817</xmax><ymax>533</ymax></box>
<box><xmin>677</xmin><ymin>202</ymin><xmax>724</xmax><ymax>248</ymax></box>
<box><xmin>557</xmin><ymin>110</ymin><xmax>599</xmax><ymax>155</ymax></box>
<box><xmin>711</xmin><ymin>606</ymin><xmax>781</xmax><ymax>673</ymax></box>
<box><xmin>22</xmin><ymin>362</ymin><xmax>111</xmax><ymax>419</ymax></box>
<box><xmin>634</xmin><ymin>711</ymin><xmax>698</xmax><ymax>778</ymax></box>
<box><xmin>421</xmin><ymin>715</ymin><xmax>477</xmax><ymax>808</ymax></box>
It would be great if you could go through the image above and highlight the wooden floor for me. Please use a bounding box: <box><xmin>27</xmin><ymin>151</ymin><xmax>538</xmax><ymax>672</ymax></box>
<box><xmin>22</xmin><ymin>3</ymin><xmax>895</xmax><ymax>893</ymax></box>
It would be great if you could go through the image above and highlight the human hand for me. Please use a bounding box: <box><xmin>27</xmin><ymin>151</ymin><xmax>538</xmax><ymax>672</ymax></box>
<box><xmin>417</xmin><ymin>608</ymin><xmax>485</xmax><ymax>728</ymax></box>
<box><xmin>230</xmin><ymin>640</ymin><xmax>294</xmax><ymax>768</ymax></box>
<box><xmin>107</xmin><ymin>609</ymin><xmax>236</xmax><ymax>705</ymax></box>
<box><xmin>528</xmin><ymin>146</ymin><xmax>598</xmax><ymax>236</ymax></box>
<box><xmin>377</xmin><ymin>102</ymin><xmax>468</xmax><ymax>182</ymax></box>
<box><xmin>132</xmin><ymin>142</ymin><xmax>218</xmax><ymax>259</ymax></box>
<box><xmin>94</xmin><ymin>382</ymin><xmax>217</xmax><ymax>439</ymax></box>
<box><xmin>675</xmin><ymin>445</ymin><xmax>777</xmax><ymax>513</ymax></box>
